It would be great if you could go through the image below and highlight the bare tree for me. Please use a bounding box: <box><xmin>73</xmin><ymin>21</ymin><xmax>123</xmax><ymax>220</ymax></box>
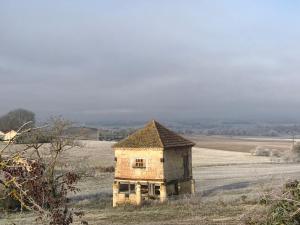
<box><xmin>0</xmin><ymin>117</ymin><xmax>84</xmax><ymax>225</ymax></box>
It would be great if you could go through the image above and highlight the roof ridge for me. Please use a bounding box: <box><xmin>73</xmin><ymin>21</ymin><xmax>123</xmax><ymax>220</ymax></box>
<box><xmin>152</xmin><ymin>120</ymin><xmax>164</xmax><ymax>148</ymax></box>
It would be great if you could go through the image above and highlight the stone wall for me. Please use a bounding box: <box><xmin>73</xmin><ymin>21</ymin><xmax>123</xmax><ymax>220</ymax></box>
<box><xmin>163</xmin><ymin>147</ymin><xmax>192</xmax><ymax>181</ymax></box>
<box><xmin>114</xmin><ymin>148</ymin><xmax>164</xmax><ymax>180</ymax></box>
<box><xmin>179</xmin><ymin>180</ymin><xmax>193</xmax><ymax>194</ymax></box>
<box><xmin>113</xmin><ymin>147</ymin><xmax>195</xmax><ymax>207</ymax></box>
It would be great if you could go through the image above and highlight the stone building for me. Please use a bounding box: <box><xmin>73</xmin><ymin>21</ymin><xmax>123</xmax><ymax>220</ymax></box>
<box><xmin>112</xmin><ymin>120</ymin><xmax>195</xmax><ymax>207</ymax></box>
<box><xmin>3</xmin><ymin>130</ymin><xmax>17</xmax><ymax>142</ymax></box>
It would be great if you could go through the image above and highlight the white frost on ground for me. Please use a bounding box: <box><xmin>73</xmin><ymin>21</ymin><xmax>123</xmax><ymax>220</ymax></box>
<box><xmin>193</xmin><ymin>147</ymin><xmax>271</xmax><ymax>167</ymax></box>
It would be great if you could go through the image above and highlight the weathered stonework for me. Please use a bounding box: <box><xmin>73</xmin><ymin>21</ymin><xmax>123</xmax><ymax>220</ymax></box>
<box><xmin>114</xmin><ymin>148</ymin><xmax>164</xmax><ymax>180</ymax></box>
<box><xmin>112</xmin><ymin>120</ymin><xmax>195</xmax><ymax>207</ymax></box>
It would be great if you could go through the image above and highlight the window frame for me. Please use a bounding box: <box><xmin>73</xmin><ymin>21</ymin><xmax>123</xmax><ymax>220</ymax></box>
<box><xmin>133</xmin><ymin>158</ymin><xmax>146</xmax><ymax>168</ymax></box>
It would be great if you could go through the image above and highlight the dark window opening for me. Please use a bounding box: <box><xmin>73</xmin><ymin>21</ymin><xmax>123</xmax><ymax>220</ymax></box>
<box><xmin>120</xmin><ymin>183</ymin><xmax>129</xmax><ymax>192</ymax></box>
<box><xmin>140</xmin><ymin>184</ymin><xmax>160</xmax><ymax>198</ymax></box>
<box><xmin>141</xmin><ymin>185</ymin><xmax>149</xmax><ymax>195</ymax></box>
<box><xmin>155</xmin><ymin>185</ymin><xmax>160</xmax><ymax>195</ymax></box>
<box><xmin>119</xmin><ymin>183</ymin><xmax>136</xmax><ymax>197</ymax></box>
<box><xmin>134</xmin><ymin>158</ymin><xmax>145</xmax><ymax>168</ymax></box>
<box><xmin>130</xmin><ymin>184</ymin><xmax>136</xmax><ymax>194</ymax></box>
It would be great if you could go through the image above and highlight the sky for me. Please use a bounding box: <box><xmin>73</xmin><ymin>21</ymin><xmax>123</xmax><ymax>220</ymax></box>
<box><xmin>1</xmin><ymin>0</ymin><xmax>300</xmax><ymax>123</ymax></box>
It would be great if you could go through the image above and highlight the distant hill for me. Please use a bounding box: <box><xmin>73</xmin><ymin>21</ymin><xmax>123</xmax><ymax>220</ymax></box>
<box><xmin>65</xmin><ymin>126</ymin><xmax>135</xmax><ymax>141</ymax></box>
<box><xmin>65</xmin><ymin>127</ymin><xmax>98</xmax><ymax>140</ymax></box>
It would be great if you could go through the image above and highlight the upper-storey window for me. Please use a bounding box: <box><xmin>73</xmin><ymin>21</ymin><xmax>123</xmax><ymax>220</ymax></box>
<box><xmin>134</xmin><ymin>158</ymin><xmax>145</xmax><ymax>168</ymax></box>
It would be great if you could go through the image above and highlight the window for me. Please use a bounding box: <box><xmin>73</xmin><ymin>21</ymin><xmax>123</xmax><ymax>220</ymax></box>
<box><xmin>134</xmin><ymin>158</ymin><xmax>145</xmax><ymax>168</ymax></box>
<box><xmin>119</xmin><ymin>183</ymin><xmax>136</xmax><ymax>197</ymax></box>
<box><xmin>119</xmin><ymin>183</ymin><xmax>129</xmax><ymax>192</ymax></box>
<box><xmin>130</xmin><ymin>184</ymin><xmax>136</xmax><ymax>193</ymax></box>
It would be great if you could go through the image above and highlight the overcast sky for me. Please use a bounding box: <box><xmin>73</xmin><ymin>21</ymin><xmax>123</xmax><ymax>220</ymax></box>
<box><xmin>1</xmin><ymin>1</ymin><xmax>300</xmax><ymax>122</ymax></box>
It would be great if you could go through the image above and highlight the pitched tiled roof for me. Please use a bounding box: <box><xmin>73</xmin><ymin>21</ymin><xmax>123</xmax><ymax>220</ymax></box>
<box><xmin>113</xmin><ymin>120</ymin><xmax>195</xmax><ymax>148</ymax></box>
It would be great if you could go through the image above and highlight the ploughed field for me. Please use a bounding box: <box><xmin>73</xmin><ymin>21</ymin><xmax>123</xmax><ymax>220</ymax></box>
<box><xmin>2</xmin><ymin>136</ymin><xmax>300</xmax><ymax>225</ymax></box>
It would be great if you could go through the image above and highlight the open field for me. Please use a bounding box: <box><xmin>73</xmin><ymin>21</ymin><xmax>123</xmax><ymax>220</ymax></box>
<box><xmin>190</xmin><ymin>135</ymin><xmax>293</xmax><ymax>153</ymax></box>
<box><xmin>2</xmin><ymin>137</ymin><xmax>300</xmax><ymax>225</ymax></box>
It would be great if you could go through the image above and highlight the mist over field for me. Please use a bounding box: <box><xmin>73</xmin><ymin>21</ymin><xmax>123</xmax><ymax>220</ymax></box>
<box><xmin>1</xmin><ymin>1</ymin><xmax>300</xmax><ymax>123</ymax></box>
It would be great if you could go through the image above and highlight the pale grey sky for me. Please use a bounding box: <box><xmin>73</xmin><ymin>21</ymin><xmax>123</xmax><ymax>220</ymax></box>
<box><xmin>1</xmin><ymin>1</ymin><xmax>300</xmax><ymax>122</ymax></box>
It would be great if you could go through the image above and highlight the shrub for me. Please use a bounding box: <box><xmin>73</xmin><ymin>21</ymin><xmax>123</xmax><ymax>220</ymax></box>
<box><xmin>282</xmin><ymin>142</ymin><xmax>300</xmax><ymax>162</ymax></box>
<box><xmin>98</xmin><ymin>166</ymin><xmax>115</xmax><ymax>173</ymax></box>
<box><xmin>292</xmin><ymin>143</ymin><xmax>300</xmax><ymax>157</ymax></box>
<box><xmin>0</xmin><ymin>118</ymin><xmax>84</xmax><ymax>225</ymax></box>
<box><xmin>251</xmin><ymin>147</ymin><xmax>271</xmax><ymax>157</ymax></box>
<box><xmin>270</xmin><ymin>149</ymin><xmax>281</xmax><ymax>158</ymax></box>
<box><xmin>243</xmin><ymin>180</ymin><xmax>300</xmax><ymax>225</ymax></box>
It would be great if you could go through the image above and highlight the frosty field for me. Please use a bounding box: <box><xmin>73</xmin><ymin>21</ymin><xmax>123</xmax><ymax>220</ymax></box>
<box><xmin>2</xmin><ymin>136</ymin><xmax>300</xmax><ymax>225</ymax></box>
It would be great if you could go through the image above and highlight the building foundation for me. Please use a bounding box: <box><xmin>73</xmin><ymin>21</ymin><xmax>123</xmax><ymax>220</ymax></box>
<box><xmin>112</xmin><ymin>182</ymin><xmax>119</xmax><ymax>207</ymax></box>
<box><xmin>160</xmin><ymin>183</ymin><xmax>167</xmax><ymax>203</ymax></box>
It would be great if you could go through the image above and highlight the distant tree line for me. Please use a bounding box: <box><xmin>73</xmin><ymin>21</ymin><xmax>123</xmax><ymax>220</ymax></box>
<box><xmin>177</xmin><ymin>124</ymin><xmax>300</xmax><ymax>137</ymax></box>
<box><xmin>0</xmin><ymin>109</ymin><xmax>35</xmax><ymax>132</ymax></box>
<box><xmin>98</xmin><ymin>128</ymin><xmax>136</xmax><ymax>141</ymax></box>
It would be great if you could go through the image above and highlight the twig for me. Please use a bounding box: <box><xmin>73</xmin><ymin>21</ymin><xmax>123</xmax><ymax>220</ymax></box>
<box><xmin>0</xmin><ymin>122</ymin><xmax>48</xmax><ymax>154</ymax></box>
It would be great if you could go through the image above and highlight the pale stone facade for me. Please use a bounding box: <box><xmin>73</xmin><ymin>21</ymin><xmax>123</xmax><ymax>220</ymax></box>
<box><xmin>3</xmin><ymin>130</ymin><xmax>17</xmax><ymax>142</ymax></box>
<box><xmin>112</xmin><ymin>120</ymin><xmax>195</xmax><ymax>207</ymax></box>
